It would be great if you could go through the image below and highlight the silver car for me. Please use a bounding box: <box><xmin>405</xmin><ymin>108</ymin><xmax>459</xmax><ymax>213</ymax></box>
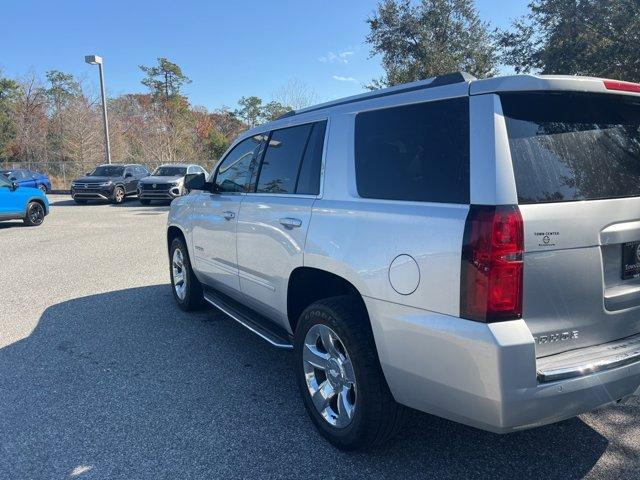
<box><xmin>166</xmin><ymin>72</ymin><xmax>640</xmax><ymax>450</ymax></box>
<box><xmin>138</xmin><ymin>164</ymin><xmax>207</xmax><ymax>204</ymax></box>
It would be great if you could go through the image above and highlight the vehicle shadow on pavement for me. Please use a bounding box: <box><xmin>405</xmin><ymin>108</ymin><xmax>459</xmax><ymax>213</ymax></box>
<box><xmin>0</xmin><ymin>285</ymin><xmax>625</xmax><ymax>479</ymax></box>
<box><xmin>49</xmin><ymin>198</ymin><xmax>170</xmax><ymax>210</ymax></box>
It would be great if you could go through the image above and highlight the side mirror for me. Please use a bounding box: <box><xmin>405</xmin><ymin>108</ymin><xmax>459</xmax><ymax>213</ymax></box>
<box><xmin>124</xmin><ymin>172</ymin><xmax>133</xmax><ymax>178</ymax></box>
<box><xmin>86</xmin><ymin>172</ymin><xmax>91</xmax><ymax>176</ymax></box>
<box><xmin>10</xmin><ymin>181</ymin><xmax>18</xmax><ymax>191</ymax></box>
<box><xmin>184</xmin><ymin>172</ymin><xmax>215</xmax><ymax>192</ymax></box>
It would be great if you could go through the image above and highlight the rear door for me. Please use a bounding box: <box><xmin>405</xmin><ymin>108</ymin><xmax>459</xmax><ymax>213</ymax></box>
<box><xmin>191</xmin><ymin>134</ymin><xmax>265</xmax><ymax>295</ymax></box>
<box><xmin>236</xmin><ymin>121</ymin><xmax>326</xmax><ymax>329</ymax></box>
<box><xmin>499</xmin><ymin>91</ymin><xmax>640</xmax><ymax>357</ymax></box>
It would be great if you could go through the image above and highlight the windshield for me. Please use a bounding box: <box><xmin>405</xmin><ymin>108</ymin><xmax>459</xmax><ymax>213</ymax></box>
<box><xmin>501</xmin><ymin>92</ymin><xmax>640</xmax><ymax>204</ymax></box>
<box><xmin>152</xmin><ymin>166</ymin><xmax>187</xmax><ymax>176</ymax></box>
<box><xmin>0</xmin><ymin>174</ymin><xmax>11</xmax><ymax>187</ymax></box>
<box><xmin>90</xmin><ymin>166</ymin><xmax>125</xmax><ymax>177</ymax></box>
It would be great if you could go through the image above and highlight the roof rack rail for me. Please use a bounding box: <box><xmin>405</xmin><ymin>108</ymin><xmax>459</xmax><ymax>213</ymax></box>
<box><xmin>275</xmin><ymin>110</ymin><xmax>296</xmax><ymax>120</ymax></box>
<box><xmin>282</xmin><ymin>72</ymin><xmax>475</xmax><ymax>118</ymax></box>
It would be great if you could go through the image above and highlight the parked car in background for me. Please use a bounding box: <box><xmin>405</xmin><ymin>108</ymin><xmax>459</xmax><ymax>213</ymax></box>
<box><xmin>0</xmin><ymin>174</ymin><xmax>49</xmax><ymax>226</ymax></box>
<box><xmin>70</xmin><ymin>164</ymin><xmax>149</xmax><ymax>204</ymax></box>
<box><xmin>167</xmin><ymin>72</ymin><xmax>640</xmax><ymax>450</ymax></box>
<box><xmin>138</xmin><ymin>164</ymin><xmax>207</xmax><ymax>205</ymax></box>
<box><xmin>0</xmin><ymin>169</ymin><xmax>52</xmax><ymax>193</ymax></box>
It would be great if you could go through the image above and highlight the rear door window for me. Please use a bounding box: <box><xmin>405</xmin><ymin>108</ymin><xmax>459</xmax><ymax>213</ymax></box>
<box><xmin>256</xmin><ymin>124</ymin><xmax>313</xmax><ymax>194</ymax></box>
<box><xmin>296</xmin><ymin>121</ymin><xmax>326</xmax><ymax>195</ymax></box>
<box><xmin>354</xmin><ymin>97</ymin><xmax>470</xmax><ymax>203</ymax></box>
<box><xmin>501</xmin><ymin>92</ymin><xmax>640</xmax><ymax>204</ymax></box>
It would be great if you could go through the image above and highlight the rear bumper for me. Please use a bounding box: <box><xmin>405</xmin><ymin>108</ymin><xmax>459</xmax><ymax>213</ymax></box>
<box><xmin>365</xmin><ymin>297</ymin><xmax>640</xmax><ymax>433</ymax></box>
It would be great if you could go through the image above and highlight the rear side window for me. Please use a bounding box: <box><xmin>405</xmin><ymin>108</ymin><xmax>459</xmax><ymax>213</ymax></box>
<box><xmin>354</xmin><ymin>98</ymin><xmax>469</xmax><ymax>203</ymax></box>
<box><xmin>296</xmin><ymin>121</ymin><xmax>326</xmax><ymax>195</ymax></box>
<box><xmin>501</xmin><ymin>92</ymin><xmax>640</xmax><ymax>204</ymax></box>
<box><xmin>215</xmin><ymin>134</ymin><xmax>265</xmax><ymax>193</ymax></box>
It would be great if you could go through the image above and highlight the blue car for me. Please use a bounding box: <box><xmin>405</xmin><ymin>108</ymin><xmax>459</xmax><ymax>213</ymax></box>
<box><xmin>0</xmin><ymin>168</ymin><xmax>52</xmax><ymax>193</ymax></box>
<box><xmin>0</xmin><ymin>174</ymin><xmax>49</xmax><ymax>226</ymax></box>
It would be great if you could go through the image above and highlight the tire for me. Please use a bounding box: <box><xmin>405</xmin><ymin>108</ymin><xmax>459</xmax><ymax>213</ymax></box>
<box><xmin>294</xmin><ymin>295</ymin><xmax>406</xmax><ymax>450</ymax></box>
<box><xmin>112</xmin><ymin>186</ymin><xmax>125</xmax><ymax>204</ymax></box>
<box><xmin>140</xmin><ymin>199</ymin><xmax>151</xmax><ymax>205</ymax></box>
<box><xmin>23</xmin><ymin>201</ymin><xmax>45</xmax><ymax>226</ymax></box>
<box><xmin>73</xmin><ymin>198</ymin><xmax>87</xmax><ymax>204</ymax></box>
<box><xmin>169</xmin><ymin>237</ymin><xmax>207</xmax><ymax>311</ymax></box>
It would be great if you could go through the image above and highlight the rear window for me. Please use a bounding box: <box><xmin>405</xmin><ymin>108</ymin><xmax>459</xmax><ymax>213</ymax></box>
<box><xmin>354</xmin><ymin>97</ymin><xmax>469</xmax><ymax>204</ymax></box>
<box><xmin>501</xmin><ymin>92</ymin><xmax>640</xmax><ymax>204</ymax></box>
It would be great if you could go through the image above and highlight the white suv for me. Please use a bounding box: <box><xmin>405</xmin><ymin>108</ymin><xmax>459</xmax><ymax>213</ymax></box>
<box><xmin>167</xmin><ymin>72</ymin><xmax>640</xmax><ymax>450</ymax></box>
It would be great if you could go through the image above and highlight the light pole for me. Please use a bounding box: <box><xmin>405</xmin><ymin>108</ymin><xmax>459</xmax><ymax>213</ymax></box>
<box><xmin>85</xmin><ymin>54</ymin><xmax>112</xmax><ymax>164</ymax></box>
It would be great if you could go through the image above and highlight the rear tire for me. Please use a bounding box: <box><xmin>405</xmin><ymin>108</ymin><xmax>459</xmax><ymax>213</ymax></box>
<box><xmin>140</xmin><ymin>199</ymin><xmax>151</xmax><ymax>205</ymax></box>
<box><xmin>169</xmin><ymin>237</ymin><xmax>207</xmax><ymax>311</ymax></box>
<box><xmin>23</xmin><ymin>201</ymin><xmax>45</xmax><ymax>226</ymax></box>
<box><xmin>294</xmin><ymin>295</ymin><xmax>406</xmax><ymax>450</ymax></box>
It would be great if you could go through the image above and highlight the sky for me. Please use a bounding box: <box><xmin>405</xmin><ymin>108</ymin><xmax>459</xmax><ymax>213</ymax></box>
<box><xmin>1</xmin><ymin>0</ymin><xmax>529</xmax><ymax>111</ymax></box>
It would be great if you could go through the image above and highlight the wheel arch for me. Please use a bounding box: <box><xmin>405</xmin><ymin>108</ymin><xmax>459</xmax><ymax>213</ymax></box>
<box><xmin>287</xmin><ymin>266</ymin><xmax>369</xmax><ymax>335</ymax></box>
<box><xmin>25</xmin><ymin>197</ymin><xmax>48</xmax><ymax>216</ymax></box>
<box><xmin>167</xmin><ymin>225</ymin><xmax>187</xmax><ymax>254</ymax></box>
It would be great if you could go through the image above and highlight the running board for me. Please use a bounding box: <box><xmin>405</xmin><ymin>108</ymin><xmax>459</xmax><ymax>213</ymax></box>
<box><xmin>203</xmin><ymin>289</ymin><xmax>293</xmax><ymax>349</ymax></box>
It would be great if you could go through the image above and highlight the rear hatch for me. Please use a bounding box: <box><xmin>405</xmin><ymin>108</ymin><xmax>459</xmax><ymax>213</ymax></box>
<box><xmin>500</xmin><ymin>90</ymin><xmax>640</xmax><ymax>357</ymax></box>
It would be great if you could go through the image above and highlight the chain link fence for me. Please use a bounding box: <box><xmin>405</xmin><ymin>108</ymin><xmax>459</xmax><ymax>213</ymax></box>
<box><xmin>0</xmin><ymin>160</ymin><xmax>199</xmax><ymax>192</ymax></box>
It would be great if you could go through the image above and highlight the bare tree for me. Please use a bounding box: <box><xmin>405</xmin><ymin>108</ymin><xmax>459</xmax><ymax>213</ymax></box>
<box><xmin>272</xmin><ymin>78</ymin><xmax>319</xmax><ymax>110</ymax></box>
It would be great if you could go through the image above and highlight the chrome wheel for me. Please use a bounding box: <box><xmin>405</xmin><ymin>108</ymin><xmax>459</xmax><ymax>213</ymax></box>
<box><xmin>172</xmin><ymin>247</ymin><xmax>187</xmax><ymax>300</ymax></box>
<box><xmin>114</xmin><ymin>187</ymin><xmax>124</xmax><ymax>203</ymax></box>
<box><xmin>303</xmin><ymin>324</ymin><xmax>357</xmax><ymax>428</ymax></box>
<box><xmin>27</xmin><ymin>202</ymin><xmax>45</xmax><ymax>225</ymax></box>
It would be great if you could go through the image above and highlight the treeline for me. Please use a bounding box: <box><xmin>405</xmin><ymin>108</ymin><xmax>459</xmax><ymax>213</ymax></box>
<box><xmin>0</xmin><ymin>58</ymin><xmax>316</xmax><ymax>174</ymax></box>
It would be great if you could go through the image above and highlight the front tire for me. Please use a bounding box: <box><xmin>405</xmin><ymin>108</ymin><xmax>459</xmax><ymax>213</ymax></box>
<box><xmin>112</xmin><ymin>186</ymin><xmax>125</xmax><ymax>204</ymax></box>
<box><xmin>23</xmin><ymin>201</ymin><xmax>45</xmax><ymax>226</ymax></box>
<box><xmin>294</xmin><ymin>296</ymin><xmax>406</xmax><ymax>450</ymax></box>
<box><xmin>169</xmin><ymin>237</ymin><xmax>207</xmax><ymax>311</ymax></box>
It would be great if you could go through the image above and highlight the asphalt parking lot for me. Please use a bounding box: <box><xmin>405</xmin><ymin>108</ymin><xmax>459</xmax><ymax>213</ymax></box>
<box><xmin>1</xmin><ymin>194</ymin><xmax>640</xmax><ymax>479</ymax></box>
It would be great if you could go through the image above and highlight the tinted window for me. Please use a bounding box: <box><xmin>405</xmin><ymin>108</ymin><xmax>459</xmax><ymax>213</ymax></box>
<box><xmin>501</xmin><ymin>92</ymin><xmax>640</xmax><ymax>204</ymax></box>
<box><xmin>296</xmin><ymin>121</ymin><xmax>326</xmax><ymax>195</ymax></box>
<box><xmin>153</xmin><ymin>166</ymin><xmax>187</xmax><ymax>176</ymax></box>
<box><xmin>354</xmin><ymin>98</ymin><xmax>469</xmax><ymax>203</ymax></box>
<box><xmin>91</xmin><ymin>166</ymin><xmax>124</xmax><ymax>177</ymax></box>
<box><xmin>215</xmin><ymin>135</ymin><xmax>265</xmax><ymax>193</ymax></box>
<box><xmin>257</xmin><ymin>124</ymin><xmax>312</xmax><ymax>194</ymax></box>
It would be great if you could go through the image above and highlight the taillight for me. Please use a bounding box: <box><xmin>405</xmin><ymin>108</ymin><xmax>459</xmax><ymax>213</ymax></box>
<box><xmin>460</xmin><ymin>205</ymin><xmax>523</xmax><ymax>322</ymax></box>
<box><xmin>604</xmin><ymin>80</ymin><xmax>640</xmax><ymax>94</ymax></box>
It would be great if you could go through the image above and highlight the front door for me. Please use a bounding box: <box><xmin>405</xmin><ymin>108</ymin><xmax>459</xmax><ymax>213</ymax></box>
<box><xmin>191</xmin><ymin>134</ymin><xmax>265</xmax><ymax>295</ymax></box>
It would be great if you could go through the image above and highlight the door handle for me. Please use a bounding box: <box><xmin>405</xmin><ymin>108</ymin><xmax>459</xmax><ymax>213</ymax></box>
<box><xmin>279</xmin><ymin>217</ymin><xmax>302</xmax><ymax>229</ymax></box>
<box><xmin>222</xmin><ymin>210</ymin><xmax>235</xmax><ymax>220</ymax></box>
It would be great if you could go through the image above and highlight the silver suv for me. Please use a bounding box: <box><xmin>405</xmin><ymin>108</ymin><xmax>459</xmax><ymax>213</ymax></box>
<box><xmin>167</xmin><ymin>72</ymin><xmax>640</xmax><ymax>450</ymax></box>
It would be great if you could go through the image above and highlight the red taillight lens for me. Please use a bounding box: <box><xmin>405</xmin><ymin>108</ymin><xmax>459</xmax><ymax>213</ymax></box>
<box><xmin>460</xmin><ymin>205</ymin><xmax>523</xmax><ymax>322</ymax></box>
<box><xmin>604</xmin><ymin>80</ymin><xmax>640</xmax><ymax>94</ymax></box>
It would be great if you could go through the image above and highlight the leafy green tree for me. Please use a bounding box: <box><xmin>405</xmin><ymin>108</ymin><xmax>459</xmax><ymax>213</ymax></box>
<box><xmin>139</xmin><ymin>57</ymin><xmax>191</xmax><ymax>101</ymax></box>
<box><xmin>207</xmin><ymin>128</ymin><xmax>229</xmax><ymax>160</ymax></box>
<box><xmin>262</xmin><ymin>101</ymin><xmax>291</xmax><ymax>122</ymax></box>
<box><xmin>45</xmin><ymin>70</ymin><xmax>81</xmax><ymax>112</ymax></box>
<box><xmin>235</xmin><ymin>96</ymin><xmax>263</xmax><ymax>127</ymax></box>
<box><xmin>0</xmin><ymin>73</ymin><xmax>19</xmax><ymax>161</ymax></box>
<box><xmin>366</xmin><ymin>0</ymin><xmax>498</xmax><ymax>87</ymax></box>
<box><xmin>498</xmin><ymin>0</ymin><xmax>640</xmax><ymax>82</ymax></box>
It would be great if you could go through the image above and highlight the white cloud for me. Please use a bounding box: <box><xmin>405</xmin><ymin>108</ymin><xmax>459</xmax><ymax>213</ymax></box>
<box><xmin>319</xmin><ymin>50</ymin><xmax>355</xmax><ymax>64</ymax></box>
<box><xmin>332</xmin><ymin>75</ymin><xmax>358</xmax><ymax>83</ymax></box>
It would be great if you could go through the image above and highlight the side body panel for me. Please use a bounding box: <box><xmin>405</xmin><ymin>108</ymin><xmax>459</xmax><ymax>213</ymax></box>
<box><xmin>190</xmin><ymin>191</ymin><xmax>243</xmax><ymax>294</ymax></box>
<box><xmin>236</xmin><ymin>195</ymin><xmax>315</xmax><ymax>330</ymax></box>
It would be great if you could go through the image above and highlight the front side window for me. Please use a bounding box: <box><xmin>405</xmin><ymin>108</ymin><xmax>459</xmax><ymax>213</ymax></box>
<box><xmin>354</xmin><ymin>97</ymin><xmax>470</xmax><ymax>203</ymax></box>
<box><xmin>501</xmin><ymin>92</ymin><xmax>640</xmax><ymax>204</ymax></box>
<box><xmin>215</xmin><ymin>134</ymin><xmax>265</xmax><ymax>193</ymax></box>
<box><xmin>153</xmin><ymin>166</ymin><xmax>187</xmax><ymax>176</ymax></box>
<box><xmin>0</xmin><ymin>174</ymin><xmax>11</xmax><ymax>188</ymax></box>
<box><xmin>257</xmin><ymin>124</ymin><xmax>313</xmax><ymax>194</ymax></box>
